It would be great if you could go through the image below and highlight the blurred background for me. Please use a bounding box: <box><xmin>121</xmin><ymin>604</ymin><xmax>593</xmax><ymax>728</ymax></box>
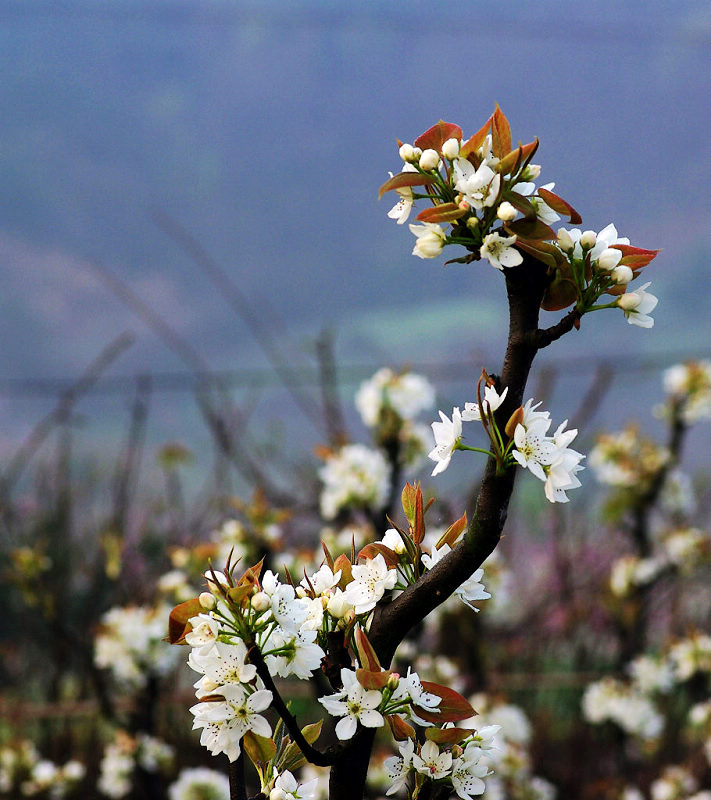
<box><xmin>1</xmin><ymin>2</ymin><xmax>711</xmax><ymax>799</ymax></box>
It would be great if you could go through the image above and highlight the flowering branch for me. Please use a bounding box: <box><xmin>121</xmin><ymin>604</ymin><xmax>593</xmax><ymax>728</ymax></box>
<box><xmin>246</xmin><ymin>644</ymin><xmax>340</xmax><ymax>768</ymax></box>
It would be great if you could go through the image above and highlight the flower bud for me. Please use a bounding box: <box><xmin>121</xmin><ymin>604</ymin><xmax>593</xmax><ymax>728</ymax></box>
<box><xmin>412</xmin><ymin>147</ymin><xmax>422</xmax><ymax>161</ymax></box>
<box><xmin>418</xmin><ymin>148</ymin><xmax>440</xmax><ymax>172</ymax></box>
<box><xmin>398</xmin><ymin>143</ymin><xmax>415</xmax><ymax>162</ymax></box>
<box><xmin>441</xmin><ymin>137</ymin><xmax>460</xmax><ymax>159</ymax></box>
<box><xmin>199</xmin><ymin>591</ymin><xmax>217</xmax><ymax>610</ymax></box>
<box><xmin>597</xmin><ymin>247</ymin><xmax>622</xmax><ymax>271</ymax></box>
<box><xmin>557</xmin><ymin>229</ymin><xmax>573</xmax><ymax>252</ymax></box>
<box><xmin>617</xmin><ymin>291</ymin><xmax>641</xmax><ymax>311</ymax></box>
<box><xmin>251</xmin><ymin>591</ymin><xmax>271</xmax><ymax>612</ymax></box>
<box><xmin>386</xmin><ymin>672</ymin><xmax>401</xmax><ymax>691</ymax></box>
<box><xmin>496</xmin><ymin>201</ymin><xmax>517</xmax><ymax>222</ymax></box>
<box><xmin>270</xmin><ymin>789</ymin><xmax>287</xmax><ymax>800</ymax></box>
<box><xmin>580</xmin><ymin>230</ymin><xmax>597</xmax><ymax>249</ymax></box>
<box><xmin>611</xmin><ymin>265</ymin><xmax>634</xmax><ymax>285</ymax></box>
<box><xmin>524</xmin><ymin>164</ymin><xmax>541</xmax><ymax>180</ymax></box>
<box><xmin>466</xmin><ymin>216</ymin><xmax>479</xmax><ymax>231</ymax></box>
<box><xmin>327</xmin><ymin>591</ymin><xmax>351</xmax><ymax>619</ymax></box>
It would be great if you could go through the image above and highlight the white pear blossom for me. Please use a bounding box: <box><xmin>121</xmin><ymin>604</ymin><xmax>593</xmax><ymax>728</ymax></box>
<box><xmin>190</xmin><ymin>684</ymin><xmax>273</xmax><ymax>762</ymax></box>
<box><xmin>511</xmin><ymin>418</ymin><xmax>557</xmax><ymax>482</ymax></box>
<box><xmin>270</xmin><ymin>770</ymin><xmax>319</xmax><ymax>800</ymax></box>
<box><xmin>428</xmin><ymin>407</ymin><xmax>462</xmax><ymax>476</ymax></box>
<box><xmin>453</xmin><ymin>158</ymin><xmax>501</xmax><ymax>209</ymax></box>
<box><xmin>387</xmin><ymin>164</ymin><xmax>417</xmax><ymax>224</ymax></box>
<box><xmin>412</xmin><ymin>740</ymin><xmax>452</xmax><ymax>780</ymax></box>
<box><xmin>319</xmin><ymin>668</ymin><xmax>385</xmax><ymax>740</ymax></box>
<box><xmin>409</xmin><ymin>222</ymin><xmax>447</xmax><ymax>259</ymax></box>
<box><xmin>617</xmin><ymin>282</ymin><xmax>658</xmax><ymax>328</ymax></box>
<box><xmin>421</xmin><ymin>544</ymin><xmax>491</xmax><ymax>612</ymax></box>
<box><xmin>343</xmin><ymin>554</ymin><xmax>398</xmax><ymax>615</ymax></box>
<box><xmin>462</xmin><ymin>385</ymin><xmax>508</xmax><ymax>422</ymax></box>
<box><xmin>384</xmin><ymin>738</ymin><xmax>415</xmax><ymax>796</ymax></box>
<box><xmin>480</xmin><ymin>232</ymin><xmax>523</xmax><ymax>270</ymax></box>
<box><xmin>168</xmin><ymin>767</ymin><xmax>230</xmax><ymax>800</ymax></box>
<box><xmin>451</xmin><ymin>745</ymin><xmax>489</xmax><ymax>799</ymax></box>
<box><xmin>188</xmin><ymin>640</ymin><xmax>257</xmax><ymax>687</ymax></box>
<box><xmin>355</xmin><ymin>367</ymin><xmax>435</xmax><ymax>427</ymax></box>
<box><xmin>319</xmin><ymin>444</ymin><xmax>391</xmax><ymax>519</ymax></box>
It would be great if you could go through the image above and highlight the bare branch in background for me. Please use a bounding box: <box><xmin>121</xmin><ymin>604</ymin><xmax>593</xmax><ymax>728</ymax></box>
<box><xmin>0</xmin><ymin>332</ymin><xmax>135</xmax><ymax>504</ymax></box>
<box><xmin>151</xmin><ymin>210</ymin><xmax>326</xmax><ymax>437</ymax></box>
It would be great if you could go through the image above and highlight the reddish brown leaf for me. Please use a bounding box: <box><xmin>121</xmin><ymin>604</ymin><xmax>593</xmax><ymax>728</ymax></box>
<box><xmin>537</xmin><ymin>187</ymin><xmax>582</xmax><ymax>225</ymax></box>
<box><xmin>387</xmin><ymin>714</ymin><xmax>416</xmax><ymax>741</ymax></box>
<box><xmin>333</xmin><ymin>554</ymin><xmax>352</xmax><ymax>589</ymax></box>
<box><xmin>612</xmin><ymin>244</ymin><xmax>659</xmax><ymax>268</ymax></box>
<box><xmin>491</xmin><ymin>105</ymin><xmax>512</xmax><ymax>159</ymax></box>
<box><xmin>414</xmin><ymin>120</ymin><xmax>463</xmax><ymax>152</ymax></box>
<box><xmin>514</xmin><ymin>237</ymin><xmax>566</xmax><ymax>270</ymax></box>
<box><xmin>435</xmin><ymin>512</ymin><xmax>467</xmax><ymax>549</ymax></box>
<box><xmin>167</xmin><ymin>597</ymin><xmax>203</xmax><ymax>645</ymax></box>
<box><xmin>505</xmin><ymin>191</ymin><xmax>537</xmax><ymax>220</ymax></box>
<box><xmin>356</xmin><ymin>668</ymin><xmax>392</xmax><ymax>690</ymax></box>
<box><xmin>355</xmin><ymin>628</ymin><xmax>381</xmax><ymax>671</ymax></box>
<box><xmin>459</xmin><ymin>116</ymin><xmax>493</xmax><ymax>161</ymax></box>
<box><xmin>413</xmin><ymin>484</ymin><xmax>425</xmax><ymax>548</ymax></box>
<box><xmin>416</xmin><ymin>203</ymin><xmax>467</xmax><ymax>223</ymax></box>
<box><xmin>541</xmin><ymin>275</ymin><xmax>578</xmax><ymax>311</ymax></box>
<box><xmin>357</xmin><ymin>543</ymin><xmax>400</xmax><ymax>568</ymax></box>
<box><xmin>425</xmin><ymin>727</ymin><xmax>472</xmax><ymax>745</ymax></box>
<box><xmin>416</xmin><ymin>681</ymin><xmax>477</xmax><ymax>723</ymax></box>
<box><xmin>378</xmin><ymin>171</ymin><xmax>436</xmax><ymax>199</ymax></box>
<box><xmin>505</xmin><ymin>218</ymin><xmax>557</xmax><ymax>241</ymax></box>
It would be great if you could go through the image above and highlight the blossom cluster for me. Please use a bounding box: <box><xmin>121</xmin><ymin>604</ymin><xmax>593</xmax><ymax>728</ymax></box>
<box><xmin>381</xmin><ymin>110</ymin><xmax>659</xmax><ymax>327</ymax></box>
<box><xmin>94</xmin><ymin>603</ymin><xmax>181</xmax><ymax>689</ymax></box>
<box><xmin>318</xmin><ymin>443</ymin><xmax>391</xmax><ymax>520</ymax></box>
<box><xmin>660</xmin><ymin>361</ymin><xmax>711</xmax><ymax>424</ymax></box>
<box><xmin>97</xmin><ymin>730</ymin><xmax>174</xmax><ymax>799</ymax></box>
<box><xmin>583</xmin><ymin>632</ymin><xmax>711</xmax><ymax>751</ymax></box>
<box><xmin>428</xmin><ymin>379</ymin><xmax>584</xmax><ymax>503</ymax></box>
<box><xmin>589</xmin><ymin>424</ymin><xmax>670</xmax><ymax>491</ymax></box>
<box><xmin>0</xmin><ymin>740</ymin><xmax>84</xmax><ymax>799</ymax></box>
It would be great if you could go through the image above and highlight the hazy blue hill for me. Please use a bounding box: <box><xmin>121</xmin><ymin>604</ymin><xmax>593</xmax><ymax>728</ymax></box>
<box><xmin>1</xmin><ymin>0</ymin><xmax>710</xmax><ymax>464</ymax></box>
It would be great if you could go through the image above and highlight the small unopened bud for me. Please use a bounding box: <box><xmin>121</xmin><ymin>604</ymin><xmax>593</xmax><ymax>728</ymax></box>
<box><xmin>617</xmin><ymin>291</ymin><xmax>641</xmax><ymax>311</ymax></box>
<box><xmin>525</xmin><ymin>164</ymin><xmax>541</xmax><ymax>180</ymax></box>
<box><xmin>398</xmin><ymin>143</ymin><xmax>415</xmax><ymax>162</ymax></box>
<box><xmin>580</xmin><ymin>230</ymin><xmax>597</xmax><ymax>250</ymax></box>
<box><xmin>496</xmin><ymin>201</ymin><xmax>517</xmax><ymax>222</ymax></box>
<box><xmin>295</xmin><ymin>586</ymin><xmax>306</xmax><ymax>598</ymax></box>
<box><xmin>343</xmin><ymin>609</ymin><xmax>356</xmax><ymax>627</ymax></box>
<box><xmin>270</xmin><ymin>789</ymin><xmax>287</xmax><ymax>800</ymax></box>
<box><xmin>419</xmin><ymin>148</ymin><xmax>440</xmax><ymax>172</ymax></box>
<box><xmin>611</xmin><ymin>264</ymin><xmax>634</xmax><ymax>285</ymax></box>
<box><xmin>412</xmin><ymin>147</ymin><xmax>422</xmax><ymax>161</ymax></box>
<box><xmin>557</xmin><ymin>229</ymin><xmax>573</xmax><ymax>252</ymax></box>
<box><xmin>199</xmin><ymin>591</ymin><xmax>216</xmax><ymax>610</ymax></box>
<box><xmin>458</xmin><ymin>198</ymin><xmax>471</xmax><ymax>212</ymax></box>
<box><xmin>466</xmin><ymin>216</ymin><xmax>479</xmax><ymax>231</ymax></box>
<box><xmin>597</xmin><ymin>247</ymin><xmax>622</xmax><ymax>271</ymax></box>
<box><xmin>327</xmin><ymin>592</ymin><xmax>350</xmax><ymax>619</ymax></box>
<box><xmin>251</xmin><ymin>591</ymin><xmax>271</xmax><ymax>612</ymax></box>
<box><xmin>387</xmin><ymin>672</ymin><xmax>401</xmax><ymax>691</ymax></box>
<box><xmin>441</xmin><ymin>137</ymin><xmax>460</xmax><ymax>159</ymax></box>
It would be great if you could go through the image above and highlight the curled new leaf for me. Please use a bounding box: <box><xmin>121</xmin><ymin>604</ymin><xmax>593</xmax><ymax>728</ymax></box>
<box><xmin>459</xmin><ymin>116</ymin><xmax>493</xmax><ymax>162</ymax></box>
<box><xmin>167</xmin><ymin>597</ymin><xmax>203</xmax><ymax>644</ymax></box>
